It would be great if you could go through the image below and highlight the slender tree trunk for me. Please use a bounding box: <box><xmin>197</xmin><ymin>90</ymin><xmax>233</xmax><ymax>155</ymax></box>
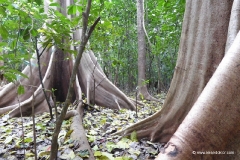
<box><xmin>0</xmin><ymin>37</ymin><xmax>5</xmax><ymax>86</ymax></box>
<box><xmin>137</xmin><ymin>0</ymin><xmax>146</xmax><ymax>93</ymax></box>
<box><xmin>136</xmin><ymin>0</ymin><xmax>156</xmax><ymax>100</ymax></box>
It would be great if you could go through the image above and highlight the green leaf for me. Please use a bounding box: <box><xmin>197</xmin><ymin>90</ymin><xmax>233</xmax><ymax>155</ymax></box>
<box><xmin>106</xmin><ymin>141</ymin><xmax>116</xmax><ymax>152</ymax></box>
<box><xmin>4</xmin><ymin>72</ymin><xmax>17</xmax><ymax>82</ymax></box>
<box><xmin>86</xmin><ymin>135</ymin><xmax>95</xmax><ymax>142</ymax></box>
<box><xmin>76</xmin><ymin>5</ymin><xmax>83</xmax><ymax>13</ymax></box>
<box><xmin>128</xmin><ymin>148</ymin><xmax>141</xmax><ymax>156</ymax></box>
<box><xmin>4</xmin><ymin>136</ymin><xmax>13</xmax><ymax>144</ymax></box>
<box><xmin>78</xmin><ymin>149</ymin><xmax>89</xmax><ymax>158</ymax></box>
<box><xmin>8</xmin><ymin>69</ymin><xmax>28</xmax><ymax>79</ymax></box>
<box><xmin>0</xmin><ymin>6</ymin><xmax>6</xmax><ymax>16</ymax></box>
<box><xmin>24</xmin><ymin>137</ymin><xmax>33</xmax><ymax>143</ymax></box>
<box><xmin>17</xmin><ymin>85</ymin><xmax>25</xmax><ymax>95</ymax></box>
<box><xmin>130</xmin><ymin>131</ymin><xmax>138</xmax><ymax>142</ymax></box>
<box><xmin>64</xmin><ymin>130</ymin><xmax>73</xmax><ymax>141</ymax></box>
<box><xmin>10</xmin><ymin>39</ymin><xmax>17</xmax><ymax>49</ymax></box>
<box><xmin>30</xmin><ymin>28</ymin><xmax>38</xmax><ymax>37</ymax></box>
<box><xmin>38</xmin><ymin>151</ymin><xmax>51</xmax><ymax>157</ymax></box>
<box><xmin>25</xmin><ymin>152</ymin><xmax>35</xmax><ymax>158</ymax></box>
<box><xmin>35</xmin><ymin>0</ymin><xmax>42</xmax><ymax>5</ymax></box>
<box><xmin>19</xmin><ymin>10</ymin><xmax>28</xmax><ymax>18</ymax></box>
<box><xmin>116</xmin><ymin>138</ymin><xmax>130</xmax><ymax>149</ymax></box>
<box><xmin>49</xmin><ymin>2</ymin><xmax>60</xmax><ymax>7</ymax></box>
<box><xmin>103</xmin><ymin>21</ymin><xmax>112</xmax><ymax>29</ymax></box>
<box><xmin>37</xmin><ymin>28</ymin><xmax>46</xmax><ymax>33</ymax></box>
<box><xmin>100</xmin><ymin>118</ymin><xmax>106</xmax><ymax>125</ymax></box>
<box><xmin>101</xmin><ymin>152</ymin><xmax>114</xmax><ymax>160</ymax></box>
<box><xmin>67</xmin><ymin>5</ymin><xmax>77</xmax><ymax>15</ymax></box>
<box><xmin>59</xmin><ymin>149</ymin><xmax>75</xmax><ymax>159</ymax></box>
<box><xmin>0</xmin><ymin>25</ymin><xmax>9</xmax><ymax>40</ymax></box>
<box><xmin>0</xmin><ymin>42</ymin><xmax>7</xmax><ymax>47</ymax></box>
<box><xmin>22</xmin><ymin>27</ymin><xmax>31</xmax><ymax>40</ymax></box>
<box><xmin>94</xmin><ymin>151</ymin><xmax>102</xmax><ymax>156</ymax></box>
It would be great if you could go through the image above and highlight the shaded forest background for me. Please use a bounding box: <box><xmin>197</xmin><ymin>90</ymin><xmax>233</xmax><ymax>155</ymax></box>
<box><xmin>88</xmin><ymin>0</ymin><xmax>185</xmax><ymax>93</ymax></box>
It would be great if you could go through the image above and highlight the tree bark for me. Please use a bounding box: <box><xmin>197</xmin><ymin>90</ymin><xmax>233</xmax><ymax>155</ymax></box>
<box><xmin>0</xmin><ymin>0</ymin><xmax>135</xmax><ymax>159</ymax></box>
<box><xmin>0</xmin><ymin>37</ymin><xmax>4</xmax><ymax>86</ymax></box>
<box><xmin>136</xmin><ymin>0</ymin><xmax>157</xmax><ymax>101</ymax></box>
<box><xmin>225</xmin><ymin>0</ymin><xmax>240</xmax><ymax>53</ymax></box>
<box><xmin>156</xmin><ymin>31</ymin><xmax>240</xmax><ymax>160</ymax></box>
<box><xmin>117</xmin><ymin>0</ymin><xmax>233</xmax><ymax>143</ymax></box>
<box><xmin>0</xmin><ymin>1</ymin><xmax>135</xmax><ymax>117</ymax></box>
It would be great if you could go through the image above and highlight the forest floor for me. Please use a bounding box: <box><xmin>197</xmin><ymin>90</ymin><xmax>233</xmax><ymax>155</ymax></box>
<box><xmin>0</xmin><ymin>92</ymin><xmax>166</xmax><ymax>160</ymax></box>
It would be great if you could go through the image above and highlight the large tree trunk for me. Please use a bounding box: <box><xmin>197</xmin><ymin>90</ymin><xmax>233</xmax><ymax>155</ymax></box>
<box><xmin>156</xmin><ymin>31</ymin><xmax>240</xmax><ymax>160</ymax></box>
<box><xmin>116</xmin><ymin>0</ymin><xmax>233</xmax><ymax>142</ymax></box>
<box><xmin>0</xmin><ymin>2</ymin><xmax>135</xmax><ymax>118</ymax></box>
<box><xmin>156</xmin><ymin>1</ymin><xmax>240</xmax><ymax>159</ymax></box>
<box><xmin>0</xmin><ymin>0</ymin><xmax>135</xmax><ymax>159</ymax></box>
<box><xmin>0</xmin><ymin>35</ymin><xmax>134</xmax><ymax>117</ymax></box>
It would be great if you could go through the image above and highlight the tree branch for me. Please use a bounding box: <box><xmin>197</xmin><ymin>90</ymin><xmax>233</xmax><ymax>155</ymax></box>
<box><xmin>50</xmin><ymin>0</ymin><xmax>100</xmax><ymax>159</ymax></box>
<box><xmin>34</xmin><ymin>37</ymin><xmax>53</xmax><ymax>119</ymax></box>
<box><xmin>87</xmin><ymin>16</ymin><xmax>101</xmax><ymax>39</ymax></box>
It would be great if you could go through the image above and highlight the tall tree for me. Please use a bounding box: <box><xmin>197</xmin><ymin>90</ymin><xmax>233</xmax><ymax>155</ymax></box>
<box><xmin>117</xmin><ymin>0</ymin><xmax>235</xmax><ymax>150</ymax></box>
<box><xmin>0</xmin><ymin>0</ymin><xmax>135</xmax><ymax>158</ymax></box>
<box><xmin>156</xmin><ymin>1</ymin><xmax>240</xmax><ymax>159</ymax></box>
<box><xmin>136</xmin><ymin>0</ymin><xmax>156</xmax><ymax>100</ymax></box>
<box><xmin>0</xmin><ymin>0</ymin><xmax>135</xmax><ymax>117</ymax></box>
<box><xmin>156</xmin><ymin>31</ymin><xmax>240</xmax><ymax>159</ymax></box>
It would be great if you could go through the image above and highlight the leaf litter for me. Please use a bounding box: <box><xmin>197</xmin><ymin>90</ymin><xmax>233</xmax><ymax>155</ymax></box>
<box><xmin>0</xmin><ymin>93</ymin><xmax>166</xmax><ymax>160</ymax></box>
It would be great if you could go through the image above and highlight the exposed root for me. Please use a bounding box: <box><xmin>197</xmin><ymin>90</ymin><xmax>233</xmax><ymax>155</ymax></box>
<box><xmin>0</xmin><ymin>47</ymin><xmax>136</xmax><ymax>117</ymax></box>
<box><xmin>0</xmin><ymin>48</ymin><xmax>55</xmax><ymax>117</ymax></box>
<box><xmin>70</xmin><ymin>108</ymin><xmax>95</xmax><ymax>160</ymax></box>
<box><xmin>138</xmin><ymin>86</ymin><xmax>160</xmax><ymax>102</ymax></box>
<box><xmin>142</xmin><ymin>94</ymin><xmax>161</xmax><ymax>102</ymax></box>
<box><xmin>64</xmin><ymin>110</ymin><xmax>79</xmax><ymax>120</ymax></box>
<box><xmin>0</xmin><ymin>33</ymin><xmax>136</xmax><ymax>160</ymax></box>
<box><xmin>117</xmin><ymin>0</ymin><xmax>231</xmax><ymax>143</ymax></box>
<box><xmin>114</xmin><ymin>92</ymin><xmax>194</xmax><ymax>143</ymax></box>
<box><xmin>68</xmin><ymin>73</ymin><xmax>95</xmax><ymax>159</ymax></box>
<box><xmin>78</xmin><ymin>51</ymin><xmax>135</xmax><ymax>110</ymax></box>
<box><xmin>0</xmin><ymin>48</ymin><xmax>52</xmax><ymax>107</ymax></box>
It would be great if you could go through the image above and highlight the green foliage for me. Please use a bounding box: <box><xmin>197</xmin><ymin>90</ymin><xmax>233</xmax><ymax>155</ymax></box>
<box><xmin>130</xmin><ymin>131</ymin><xmax>138</xmax><ymax>142</ymax></box>
<box><xmin>0</xmin><ymin>0</ymin><xmax>45</xmax><ymax>83</ymax></box>
<box><xmin>0</xmin><ymin>0</ymin><xmax>81</xmax><ymax>87</ymax></box>
<box><xmin>17</xmin><ymin>85</ymin><xmax>25</xmax><ymax>95</ymax></box>
<box><xmin>90</xmin><ymin>0</ymin><xmax>185</xmax><ymax>91</ymax></box>
<box><xmin>0</xmin><ymin>0</ymin><xmax>184</xmax><ymax>92</ymax></box>
<box><xmin>146</xmin><ymin>0</ymin><xmax>185</xmax><ymax>86</ymax></box>
<box><xmin>141</xmin><ymin>79</ymin><xmax>149</xmax><ymax>86</ymax></box>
